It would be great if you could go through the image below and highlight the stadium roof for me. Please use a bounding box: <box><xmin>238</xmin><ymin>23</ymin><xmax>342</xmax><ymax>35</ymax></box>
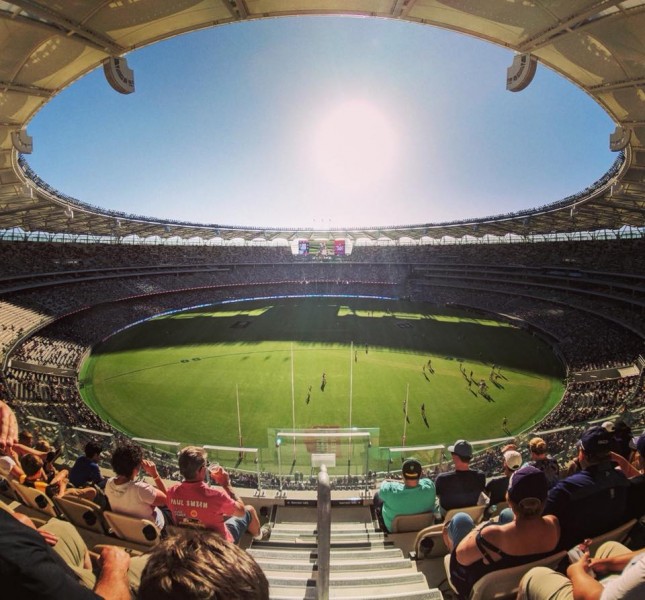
<box><xmin>0</xmin><ymin>1</ymin><xmax>644</xmax><ymax>243</ymax></box>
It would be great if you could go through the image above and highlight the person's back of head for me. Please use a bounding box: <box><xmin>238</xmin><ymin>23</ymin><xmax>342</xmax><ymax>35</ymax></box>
<box><xmin>448</xmin><ymin>440</ymin><xmax>473</xmax><ymax>469</ymax></box>
<box><xmin>18</xmin><ymin>430</ymin><xmax>33</xmax><ymax>447</ymax></box>
<box><xmin>110</xmin><ymin>443</ymin><xmax>143</xmax><ymax>478</ymax></box>
<box><xmin>138</xmin><ymin>529</ymin><xmax>269</xmax><ymax>600</ymax></box>
<box><xmin>84</xmin><ymin>440</ymin><xmax>103</xmax><ymax>459</ymax></box>
<box><xmin>20</xmin><ymin>453</ymin><xmax>43</xmax><ymax>478</ymax></box>
<box><xmin>528</xmin><ymin>437</ymin><xmax>547</xmax><ymax>458</ymax></box>
<box><xmin>578</xmin><ymin>426</ymin><xmax>612</xmax><ymax>465</ymax></box>
<box><xmin>401</xmin><ymin>458</ymin><xmax>423</xmax><ymax>486</ymax></box>
<box><xmin>178</xmin><ymin>446</ymin><xmax>207</xmax><ymax>481</ymax></box>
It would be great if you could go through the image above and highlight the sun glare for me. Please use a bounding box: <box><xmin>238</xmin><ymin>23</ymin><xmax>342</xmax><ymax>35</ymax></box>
<box><xmin>312</xmin><ymin>100</ymin><xmax>398</xmax><ymax>190</ymax></box>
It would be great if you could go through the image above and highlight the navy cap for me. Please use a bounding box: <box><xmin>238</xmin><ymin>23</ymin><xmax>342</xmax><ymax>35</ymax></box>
<box><xmin>579</xmin><ymin>425</ymin><xmax>612</xmax><ymax>457</ymax></box>
<box><xmin>507</xmin><ymin>465</ymin><xmax>548</xmax><ymax>504</ymax></box>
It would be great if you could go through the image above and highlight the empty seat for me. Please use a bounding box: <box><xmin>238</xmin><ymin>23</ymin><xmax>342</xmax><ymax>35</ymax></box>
<box><xmin>103</xmin><ymin>510</ymin><xmax>161</xmax><ymax>547</ymax></box>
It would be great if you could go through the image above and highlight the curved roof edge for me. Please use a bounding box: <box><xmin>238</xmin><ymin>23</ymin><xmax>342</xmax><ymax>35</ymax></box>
<box><xmin>1</xmin><ymin>1</ymin><xmax>644</xmax><ymax>242</ymax></box>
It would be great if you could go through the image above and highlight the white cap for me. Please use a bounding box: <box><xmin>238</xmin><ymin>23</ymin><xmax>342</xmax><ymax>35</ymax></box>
<box><xmin>503</xmin><ymin>450</ymin><xmax>523</xmax><ymax>471</ymax></box>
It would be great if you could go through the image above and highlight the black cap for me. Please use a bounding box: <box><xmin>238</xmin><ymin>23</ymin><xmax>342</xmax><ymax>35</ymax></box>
<box><xmin>402</xmin><ymin>458</ymin><xmax>422</xmax><ymax>479</ymax></box>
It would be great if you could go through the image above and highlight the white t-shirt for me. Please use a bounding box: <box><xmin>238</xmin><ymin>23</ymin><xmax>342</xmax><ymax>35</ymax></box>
<box><xmin>105</xmin><ymin>477</ymin><xmax>164</xmax><ymax>529</ymax></box>
<box><xmin>601</xmin><ymin>552</ymin><xmax>645</xmax><ymax>600</ymax></box>
<box><xmin>0</xmin><ymin>455</ymin><xmax>17</xmax><ymax>478</ymax></box>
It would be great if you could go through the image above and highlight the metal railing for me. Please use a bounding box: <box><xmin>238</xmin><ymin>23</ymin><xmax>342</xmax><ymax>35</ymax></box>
<box><xmin>317</xmin><ymin>464</ymin><xmax>331</xmax><ymax>600</ymax></box>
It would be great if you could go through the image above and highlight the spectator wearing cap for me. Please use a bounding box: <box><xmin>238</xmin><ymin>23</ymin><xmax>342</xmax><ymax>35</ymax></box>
<box><xmin>374</xmin><ymin>458</ymin><xmax>436</xmax><ymax>533</ymax></box>
<box><xmin>444</xmin><ymin>466</ymin><xmax>560</xmax><ymax>599</ymax></box>
<box><xmin>543</xmin><ymin>426</ymin><xmax>630</xmax><ymax>550</ymax></box>
<box><xmin>527</xmin><ymin>437</ymin><xmax>560</xmax><ymax>489</ymax></box>
<box><xmin>485</xmin><ymin>450</ymin><xmax>522</xmax><ymax>507</ymax></box>
<box><xmin>435</xmin><ymin>440</ymin><xmax>486</xmax><ymax>514</ymax></box>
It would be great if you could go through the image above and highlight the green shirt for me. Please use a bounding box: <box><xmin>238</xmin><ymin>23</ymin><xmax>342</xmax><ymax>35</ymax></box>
<box><xmin>379</xmin><ymin>478</ymin><xmax>437</xmax><ymax>531</ymax></box>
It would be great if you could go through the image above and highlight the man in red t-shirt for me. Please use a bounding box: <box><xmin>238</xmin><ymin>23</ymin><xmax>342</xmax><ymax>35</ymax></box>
<box><xmin>167</xmin><ymin>447</ymin><xmax>269</xmax><ymax>544</ymax></box>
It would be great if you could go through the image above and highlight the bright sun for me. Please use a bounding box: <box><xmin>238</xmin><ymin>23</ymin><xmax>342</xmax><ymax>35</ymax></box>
<box><xmin>312</xmin><ymin>100</ymin><xmax>398</xmax><ymax>190</ymax></box>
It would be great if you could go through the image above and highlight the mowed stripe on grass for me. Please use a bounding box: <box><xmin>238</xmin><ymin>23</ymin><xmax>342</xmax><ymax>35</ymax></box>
<box><xmin>80</xmin><ymin>298</ymin><xmax>564</xmax><ymax>448</ymax></box>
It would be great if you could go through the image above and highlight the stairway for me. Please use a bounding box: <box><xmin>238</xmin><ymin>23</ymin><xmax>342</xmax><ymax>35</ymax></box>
<box><xmin>249</xmin><ymin>505</ymin><xmax>443</xmax><ymax>600</ymax></box>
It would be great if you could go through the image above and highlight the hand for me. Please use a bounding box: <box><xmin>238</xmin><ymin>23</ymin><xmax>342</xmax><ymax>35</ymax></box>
<box><xmin>566</xmin><ymin>550</ymin><xmax>592</xmax><ymax>579</ymax></box>
<box><xmin>38</xmin><ymin>529</ymin><xmax>59</xmax><ymax>547</ymax></box>
<box><xmin>0</xmin><ymin>401</ymin><xmax>18</xmax><ymax>451</ymax></box>
<box><xmin>99</xmin><ymin>545</ymin><xmax>130</xmax><ymax>574</ymax></box>
<box><xmin>589</xmin><ymin>557</ymin><xmax>612</xmax><ymax>576</ymax></box>
<box><xmin>211</xmin><ymin>467</ymin><xmax>230</xmax><ymax>487</ymax></box>
<box><xmin>140</xmin><ymin>459</ymin><xmax>158</xmax><ymax>478</ymax></box>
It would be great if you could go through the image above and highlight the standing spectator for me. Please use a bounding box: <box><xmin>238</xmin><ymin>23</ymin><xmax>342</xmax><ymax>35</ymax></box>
<box><xmin>435</xmin><ymin>440</ymin><xmax>486</xmax><ymax>513</ymax></box>
<box><xmin>105</xmin><ymin>443</ymin><xmax>170</xmax><ymax>531</ymax></box>
<box><xmin>374</xmin><ymin>458</ymin><xmax>437</xmax><ymax>532</ymax></box>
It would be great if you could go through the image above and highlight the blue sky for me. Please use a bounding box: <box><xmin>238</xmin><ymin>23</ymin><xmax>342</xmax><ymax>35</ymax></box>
<box><xmin>27</xmin><ymin>16</ymin><xmax>615</xmax><ymax>229</ymax></box>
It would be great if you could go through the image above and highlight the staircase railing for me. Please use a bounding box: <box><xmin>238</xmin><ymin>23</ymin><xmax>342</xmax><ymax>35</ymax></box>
<box><xmin>317</xmin><ymin>464</ymin><xmax>331</xmax><ymax>600</ymax></box>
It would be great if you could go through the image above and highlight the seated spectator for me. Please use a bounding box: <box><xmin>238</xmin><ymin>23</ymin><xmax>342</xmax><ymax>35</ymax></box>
<box><xmin>166</xmin><ymin>446</ymin><xmax>269</xmax><ymax>544</ymax></box>
<box><xmin>373</xmin><ymin>458</ymin><xmax>437</xmax><ymax>532</ymax></box>
<box><xmin>626</xmin><ymin>432</ymin><xmax>645</xmax><ymax>521</ymax></box>
<box><xmin>138</xmin><ymin>529</ymin><xmax>269</xmax><ymax>600</ymax></box>
<box><xmin>17</xmin><ymin>429</ymin><xmax>33</xmax><ymax>447</ymax></box>
<box><xmin>527</xmin><ymin>437</ymin><xmax>560</xmax><ymax>488</ymax></box>
<box><xmin>602</xmin><ymin>421</ymin><xmax>640</xmax><ymax>478</ymax></box>
<box><xmin>543</xmin><ymin>426</ymin><xmax>630</xmax><ymax>550</ymax></box>
<box><xmin>611</xmin><ymin>421</ymin><xmax>633</xmax><ymax>460</ymax></box>
<box><xmin>0</xmin><ymin>503</ymin><xmax>148</xmax><ymax>598</ymax></box>
<box><xmin>69</xmin><ymin>440</ymin><xmax>106</xmax><ymax>489</ymax></box>
<box><xmin>435</xmin><ymin>440</ymin><xmax>486</xmax><ymax>513</ymax></box>
<box><xmin>20</xmin><ymin>453</ymin><xmax>96</xmax><ymax>501</ymax></box>
<box><xmin>485</xmin><ymin>450</ymin><xmax>522</xmax><ymax>507</ymax></box>
<box><xmin>105</xmin><ymin>443</ymin><xmax>170</xmax><ymax>531</ymax></box>
<box><xmin>0</xmin><ymin>446</ymin><xmax>25</xmax><ymax>481</ymax></box>
<box><xmin>519</xmin><ymin>540</ymin><xmax>645</xmax><ymax>600</ymax></box>
<box><xmin>444</xmin><ymin>466</ymin><xmax>560</xmax><ymax>599</ymax></box>
<box><xmin>32</xmin><ymin>438</ymin><xmax>63</xmax><ymax>482</ymax></box>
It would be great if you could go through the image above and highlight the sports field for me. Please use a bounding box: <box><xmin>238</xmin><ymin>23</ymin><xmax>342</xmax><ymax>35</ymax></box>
<box><xmin>79</xmin><ymin>297</ymin><xmax>565</xmax><ymax>455</ymax></box>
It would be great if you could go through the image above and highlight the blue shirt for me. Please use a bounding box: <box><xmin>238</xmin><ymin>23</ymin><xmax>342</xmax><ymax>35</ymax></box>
<box><xmin>69</xmin><ymin>456</ymin><xmax>102</xmax><ymax>488</ymax></box>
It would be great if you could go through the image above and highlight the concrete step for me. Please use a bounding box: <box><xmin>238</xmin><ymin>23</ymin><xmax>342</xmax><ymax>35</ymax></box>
<box><xmin>267</xmin><ymin>569</ymin><xmax>427</xmax><ymax>588</ymax></box>
<box><xmin>268</xmin><ymin>530</ymin><xmax>385</xmax><ymax>543</ymax></box>
<box><xmin>249</xmin><ymin>546</ymin><xmax>404</xmax><ymax>562</ymax></box>
<box><xmin>268</xmin><ymin>576</ymin><xmax>439</xmax><ymax>599</ymax></box>
<box><xmin>256</xmin><ymin>556</ymin><xmax>413</xmax><ymax>573</ymax></box>
<box><xmin>273</xmin><ymin>521</ymin><xmax>377</xmax><ymax>533</ymax></box>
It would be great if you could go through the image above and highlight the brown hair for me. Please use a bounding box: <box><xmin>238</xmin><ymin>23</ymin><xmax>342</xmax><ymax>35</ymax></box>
<box><xmin>178</xmin><ymin>446</ymin><xmax>207</xmax><ymax>481</ymax></box>
<box><xmin>139</xmin><ymin>529</ymin><xmax>269</xmax><ymax>600</ymax></box>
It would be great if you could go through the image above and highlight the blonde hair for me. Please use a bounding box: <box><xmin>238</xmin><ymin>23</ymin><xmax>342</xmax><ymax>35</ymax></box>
<box><xmin>529</xmin><ymin>437</ymin><xmax>547</xmax><ymax>454</ymax></box>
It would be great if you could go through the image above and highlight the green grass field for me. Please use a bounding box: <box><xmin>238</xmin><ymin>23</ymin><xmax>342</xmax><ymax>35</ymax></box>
<box><xmin>79</xmin><ymin>297</ymin><xmax>565</xmax><ymax>459</ymax></box>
